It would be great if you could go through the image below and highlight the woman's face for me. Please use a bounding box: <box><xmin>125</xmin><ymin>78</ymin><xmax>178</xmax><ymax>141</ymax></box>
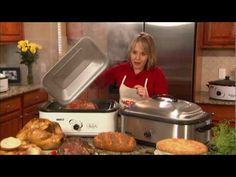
<box><xmin>130</xmin><ymin>42</ymin><xmax>148</xmax><ymax>73</ymax></box>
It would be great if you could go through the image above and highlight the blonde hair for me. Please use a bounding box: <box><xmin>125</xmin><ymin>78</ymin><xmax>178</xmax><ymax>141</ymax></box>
<box><xmin>127</xmin><ymin>32</ymin><xmax>157</xmax><ymax>70</ymax></box>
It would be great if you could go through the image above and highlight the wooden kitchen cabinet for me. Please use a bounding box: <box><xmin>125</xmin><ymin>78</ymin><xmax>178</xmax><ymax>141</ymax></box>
<box><xmin>201</xmin><ymin>22</ymin><xmax>235</xmax><ymax>49</ymax></box>
<box><xmin>0</xmin><ymin>22</ymin><xmax>24</xmax><ymax>44</ymax></box>
<box><xmin>22</xmin><ymin>89</ymin><xmax>48</xmax><ymax>126</ymax></box>
<box><xmin>199</xmin><ymin>103</ymin><xmax>235</xmax><ymax>127</ymax></box>
<box><xmin>0</xmin><ymin>89</ymin><xmax>48</xmax><ymax>140</ymax></box>
<box><xmin>0</xmin><ymin>96</ymin><xmax>22</xmax><ymax>140</ymax></box>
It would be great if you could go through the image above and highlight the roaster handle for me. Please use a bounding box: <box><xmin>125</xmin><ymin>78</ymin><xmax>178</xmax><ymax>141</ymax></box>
<box><xmin>152</xmin><ymin>94</ymin><xmax>178</xmax><ymax>102</ymax></box>
<box><xmin>196</xmin><ymin>123</ymin><xmax>214</xmax><ymax>133</ymax></box>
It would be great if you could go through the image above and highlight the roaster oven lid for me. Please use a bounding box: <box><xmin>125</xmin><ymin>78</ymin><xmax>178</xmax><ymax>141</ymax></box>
<box><xmin>120</xmin><ymin>95</ymin><xmax>209</xmax><ymax>124</ymax></box>
<box><xmin>42</xmin><ymin>37</ymin><xmax>109</xmax><ymax>105</ymax></box>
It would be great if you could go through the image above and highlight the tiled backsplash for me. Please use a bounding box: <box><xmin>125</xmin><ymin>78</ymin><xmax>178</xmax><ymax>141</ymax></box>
<box><xmin>201</xmin><ymin>49</ymin><xmax>235</xmax><ymax>92</ymax></box>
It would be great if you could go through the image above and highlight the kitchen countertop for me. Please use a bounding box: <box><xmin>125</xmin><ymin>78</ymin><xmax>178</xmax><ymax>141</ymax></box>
<box><xmin>0</xmin><ymin>85</ymin><xmax>42</xmax><ymax>100</ymax></box>
<box><xmin>194</xmin><ymin>91</ymin><xmax>235</xmax><ymax>106</ymax></box>
<box><xmin>85</xmin><ymin>138</ymin><xmax>155</xmax><ymax>155</ymax></box>
<box><xmin>60</xmin><ymin>137</ymin><xmax>156</xmax><ymax>155</ymax></box>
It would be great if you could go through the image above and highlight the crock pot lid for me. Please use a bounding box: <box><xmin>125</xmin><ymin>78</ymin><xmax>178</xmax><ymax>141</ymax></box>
<box><xmin>208</xmin><ymin>76</ymin><xmax>235</xmax><ymax>86</ymax></box>
<box><xmin>123</xmin><ymin>97</ymin><xmax>204</xmax><ymax>121</ymax></box>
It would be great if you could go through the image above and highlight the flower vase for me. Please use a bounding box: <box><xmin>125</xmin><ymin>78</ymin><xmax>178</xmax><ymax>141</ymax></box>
<box><xmin>27</xmin><ymin>64</ymin><xmax>34</xmax><ymax>85</ymax></box>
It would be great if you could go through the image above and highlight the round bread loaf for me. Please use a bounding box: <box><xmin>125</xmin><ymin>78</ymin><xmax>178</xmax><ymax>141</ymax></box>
<box><xmin>93</xmin><ymin>132</ymin><xmax>136</xmax><ymax>152</ymax></box>
<box><xmin>0</xmin><ymin>137</ymin><xmax>22</xmax><ymax>151</ymax></box>
<box><xmin>156</xmin><ymin>138</ymin><xmax>208</xmax><ymax>155</ymax></box>
<box><xmin>16</xmin><ymin>118</ymin><xmax>64</xmax><ymax>150</ymax></box>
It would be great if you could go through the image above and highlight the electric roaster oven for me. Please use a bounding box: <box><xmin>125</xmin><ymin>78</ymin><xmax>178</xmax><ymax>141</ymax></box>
<box><xmin>120</xmin><ymin>95</ymin><xmax>213</xmax><ymax>145</ymax></box>
<box><xmin>39</xmin><ymin>37</ymin><xmax>119</xmax><ymax>136</ymax></box>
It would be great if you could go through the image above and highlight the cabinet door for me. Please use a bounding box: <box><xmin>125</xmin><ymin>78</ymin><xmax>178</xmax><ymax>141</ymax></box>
<box><xmin>0</xmin><ymin>22</ymin><xmax>24</xmax><ymax>44</ymax></box>
<box><xmin>199</xmin><ymin>104</ymin><xmax>235</xmax><ymax>127</ymax></box>
<box><xmin>23</xmin><ymin>104</ymin><xmax>41</xmax><ymax>126</ymax></box>
<box><xmin>202</xmin><ymin>22</ymin><xmax>235</xmax><ymax>48</ymax></box>
<box><xmin>0</xmin><ymin>111</ymin><xmax>22</xmax><ymax>140</ymax></box>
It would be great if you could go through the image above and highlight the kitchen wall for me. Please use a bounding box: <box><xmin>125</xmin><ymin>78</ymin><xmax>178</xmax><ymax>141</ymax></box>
<box><xmin>0</xmin><ymin>22</ymin><xmax>235</xmax><ymax>94</ymax></box>
<box><xmin>0</xmin><ymin>22</ymin><xmax>59</xmax><ymax>85</ymax></box>
<box><xmin>200</xmin><ymin>49</ymin><xmax>235</xmax><ymax>92</ymax></box>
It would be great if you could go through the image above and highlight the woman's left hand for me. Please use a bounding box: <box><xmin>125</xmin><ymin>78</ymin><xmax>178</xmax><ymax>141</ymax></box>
<box><xmin>134</xmin><ymin>85</ymin><xmax>149</xmax><ymax>98</ymax></box>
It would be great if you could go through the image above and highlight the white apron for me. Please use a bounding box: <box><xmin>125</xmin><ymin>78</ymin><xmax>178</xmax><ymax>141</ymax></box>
<box><xmin>119</xmin><ymin>75</ymin><xmax>149</xmax><ymax>108</ymax></box>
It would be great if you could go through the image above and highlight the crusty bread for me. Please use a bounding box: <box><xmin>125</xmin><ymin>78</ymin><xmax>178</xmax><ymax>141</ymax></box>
<box><xmin>0</xmin><ymin>137</ymin><xmax>22</xmax><ymax>151</ymax></box>
<box><xmin>93</xmin><ymin>132</ymin><xmax>136</xmax><ymax>152</ymax></box>
<box><xmin>16</xmin><ymin>118</ymin><xmax>64</xmax><ymax>150</ymax></box>
<box><xmin>156</xmin><ymin>138</ymin><xmax>208</xmax><ymax>155</ymax></box>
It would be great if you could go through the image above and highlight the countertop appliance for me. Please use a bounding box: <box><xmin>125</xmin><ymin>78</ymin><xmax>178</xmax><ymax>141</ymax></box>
<box><xmin>120</xmin><ymin>95</ymin><xmax>213</xmax><ymax>145</ymax></box>
<box><xmin>0</xmin><ymin>73</ymin><xmax>8</xmax><ymax>92</ymax></box>
<box><xmin>40</xmin><ymin>100</ymin><xmax>119</xmax><ymax>136</ymax></box>
<box><xmin>40</xmin><ymin>37</ymin><xmax>119</xmax><ymax>136</ymax></box>
<box><xmin>207</xmin><ymin>76</ymin><xmax>235</xmax><ymax>101</ymax></box>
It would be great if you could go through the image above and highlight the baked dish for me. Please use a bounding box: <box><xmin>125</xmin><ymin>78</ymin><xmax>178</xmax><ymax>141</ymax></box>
<box><xmin>156</xmin><ymin>138</ymin><xmax>208</xmax><ymax>155</ymax></box>
<box><xmin>65</xmin><ymin>99</ymin><xmax>98</xmax><ymax>110</ymax></box>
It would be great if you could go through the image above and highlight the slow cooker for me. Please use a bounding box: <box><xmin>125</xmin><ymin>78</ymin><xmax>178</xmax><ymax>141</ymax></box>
<box><xmin>0</xmin><ymin>73</ymin><xmax>8</xmax><ymax>92</ymax></box>
<box><xmin>40</xmin><ymin>37</ymin><xmax>119</xmax><ymax>136</ymax></box>
<box><xmin>120</xmin><ymin>95</ymin><xmax>213</xmax><ymax>145</ymax></box>
<box><xmin>39</xmin><ymin>100</ymin><xmax>119</xmax><ymax>136</ymax></box>
<box><xmin>207</xmin><ymin>76</ymin><xmax>235</xmax><ymax>101</ymax></box>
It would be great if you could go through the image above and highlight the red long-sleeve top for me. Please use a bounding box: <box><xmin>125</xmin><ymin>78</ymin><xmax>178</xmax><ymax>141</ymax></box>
<box><xmin>95</xmin><ymin>61</ymin><xmax>168</xmax><ymax>97</ymax></box>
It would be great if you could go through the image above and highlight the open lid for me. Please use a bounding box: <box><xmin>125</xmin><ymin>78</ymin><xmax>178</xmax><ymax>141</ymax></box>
<box><xmin>42</xmin><ymin>37</ymin><xmax>109</xmax><ymax>105</ymax></box>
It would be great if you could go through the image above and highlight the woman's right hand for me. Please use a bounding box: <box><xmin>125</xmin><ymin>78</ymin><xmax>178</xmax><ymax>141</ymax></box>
<box><xmin>134</xmin><ymin>85</ymin><xmax>149</xmax><ymax>98</ymax></box>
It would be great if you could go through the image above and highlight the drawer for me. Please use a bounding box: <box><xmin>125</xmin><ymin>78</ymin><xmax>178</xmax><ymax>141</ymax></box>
<box><xmin>23</xmin><ymin>89</ymin><xmax>48</xmax><ymax>108</ymax></box>
<box><xmin>0</xmin><ymin>96</ymin><xmax>21</xmax><ymax>116</ymax></box>
<box><xmin>0</xmin><ymin>110</ymin><xmax>22</xmax><ymax>123</ymax></box>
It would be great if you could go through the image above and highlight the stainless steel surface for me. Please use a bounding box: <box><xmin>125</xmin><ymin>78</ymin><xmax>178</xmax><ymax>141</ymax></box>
<box><xmin>121</xmin><ymin>114</ymin><xmax>212</xmax><ymax>144</ymax></box>
<box><xmin>65</xmin><ymin>23</ymin><xmax>196</xmax><ymax>101</ymax></box>
<box><xmin>120</xmin><ymin>97</ymin><xmax>205</xmax><ymax>123</ymax></box>
<box><xmin>145</xmin><ymin>23</ymin><xmax>196</xmax><ymax>101</ymax></box>
<box><xmin>42</xmin><ymin>37</ymin><xmax>109</xmax><ymax>105</ymax></box>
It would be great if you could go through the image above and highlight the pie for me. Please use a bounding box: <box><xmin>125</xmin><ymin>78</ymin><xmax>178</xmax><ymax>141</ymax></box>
<box><xmin>156</xmin><ymin>138</ymin><xmax>208</xmax><ymax>155</ymax></box>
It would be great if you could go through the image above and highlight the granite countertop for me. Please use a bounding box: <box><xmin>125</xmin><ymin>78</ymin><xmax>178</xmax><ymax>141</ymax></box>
<box><xmin>194</xmin><ymin>91</ymin><xmax>235</xmax><ymax>106</ymax></box>
<box><xmin>0</xmin><ymin>85</ymin><xmax>42</xmax><ymax>100</ymax></box>
<box><xmin>68</xmin><ymin>137</ymin><xmax>156</xmax><ymax>155</ymax></box>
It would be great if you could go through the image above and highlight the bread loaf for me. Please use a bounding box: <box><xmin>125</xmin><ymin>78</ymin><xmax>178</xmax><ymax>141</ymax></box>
<box><xmin>16</xmin><ymin>118</ymin><xmax>64</xmax><ymax>150</ymax></box>
<box><xmin>93</xmin><ymin>132</ymin><xmax>136</xmax><ymax>152</ymax></box>
<box><xmin>156</xmin><ymin>138</ymin><xmax>208</xmax><ymax>155</ymax></box>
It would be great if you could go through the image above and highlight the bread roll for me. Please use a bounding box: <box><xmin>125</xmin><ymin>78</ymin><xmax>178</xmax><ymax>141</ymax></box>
<box><xmin>93</xmin><ymin>132</ymin><xmax>136</xmax><ymax>152</ymax></box>
<box><xmin>0</xmin><ymin>137</ymin><xmax>22</xmax><ymax>151</ymax></box>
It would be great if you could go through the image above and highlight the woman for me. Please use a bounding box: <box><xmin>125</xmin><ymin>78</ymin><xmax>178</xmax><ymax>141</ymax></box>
<box><xmin>95</xmin><ymin>32</ymin><xmax>168</xmax><ymax>106</ymax></box>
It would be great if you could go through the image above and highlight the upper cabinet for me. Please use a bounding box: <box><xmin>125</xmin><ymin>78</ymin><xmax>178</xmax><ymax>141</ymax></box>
<box><xmin>0</xmin><ymin>22</ymin><xmax>24</xmax><ymax>44</ymax></box>
<box><xmin>201</xmin><ymin>22</ymin><xmax>235</xmax><ymax>49</ymax></box>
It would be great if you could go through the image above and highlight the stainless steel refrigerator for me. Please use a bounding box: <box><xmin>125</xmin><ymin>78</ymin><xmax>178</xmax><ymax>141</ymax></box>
<box><xmin>106</xmin><ymin>22</ymin><xmax>195</xmax><ymax>101</ymax></box>
<box><xmin>67</xmin><ymin>22</ymin><xmax>196</xmax><ymax>101</ymax></box>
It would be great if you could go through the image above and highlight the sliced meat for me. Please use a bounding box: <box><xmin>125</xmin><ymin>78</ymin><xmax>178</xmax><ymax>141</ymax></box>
<box><xmin>58</xmin><ymin>137</ymin><xmax>94</xmax><ymax>155</ymax></box>
<box><xmin>65</xmin><ymin>100</ymin><xmax>98</xmax><ymax>110</ymax></box>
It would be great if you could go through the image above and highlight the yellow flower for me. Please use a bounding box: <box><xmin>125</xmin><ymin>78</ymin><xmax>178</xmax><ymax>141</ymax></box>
<box><xmin>16</xmin><ymin>39</ymin><xmax>42</xmax><ymax>65</ymax></box>
<box><xmin>21</xmin><ymin>47</ymin><xmax>28</xmax><ymax>52</ymax></box>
